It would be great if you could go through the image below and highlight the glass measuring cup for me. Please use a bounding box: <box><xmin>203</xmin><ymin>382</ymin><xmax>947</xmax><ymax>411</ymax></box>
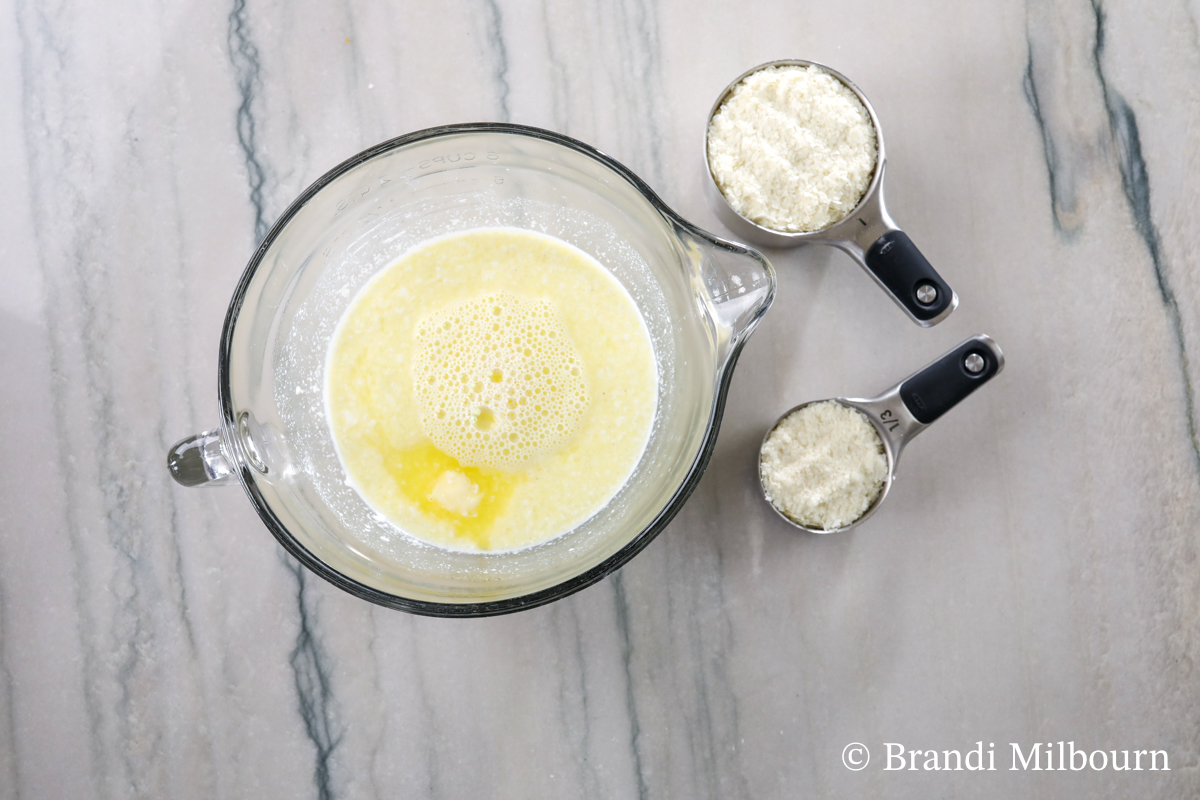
<box><xmin>167</xmin><ymin>123</ymin><xmax>776</xmax><ymax>616</ymax></box>
<box><xmin>705</xmin><ymin>59</ymin><xmax>957</xmax><ymax>326</ymax></box>
<box><xmin>760</xmin><ymin>335</ymin><xmax>1004</xmax><ymax>533</ymax></box>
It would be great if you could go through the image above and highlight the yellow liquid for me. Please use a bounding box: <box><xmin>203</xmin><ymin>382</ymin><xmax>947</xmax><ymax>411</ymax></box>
<box><xmin>325</xmin><ymin>228</ymin><xmax>658</xmax><ymax>552</ymax></box>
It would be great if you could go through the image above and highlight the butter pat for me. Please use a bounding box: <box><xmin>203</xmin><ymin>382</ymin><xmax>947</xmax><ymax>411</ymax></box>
<box><xmin>429</xmin><ymin>470</ymin><xmax>482</xmax><ymax>516</ymax></box>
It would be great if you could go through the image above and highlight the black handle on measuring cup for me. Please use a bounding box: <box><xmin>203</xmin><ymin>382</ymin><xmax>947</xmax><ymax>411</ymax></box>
<box><xmin>899</xmin><ymin>335</ymin><xmax>1004</xmax><ymax>424</ymax></box>
<box><xmin>864</xmin><ymin>231</ymin><xmax>956</xmax><ymax>325</ymax></box>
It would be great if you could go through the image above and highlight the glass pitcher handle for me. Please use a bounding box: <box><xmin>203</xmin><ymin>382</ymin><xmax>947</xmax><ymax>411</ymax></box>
<box><xmin>167</xmin><ymin>430</ymin><xmax>237</xmax><ymax>487</ymax></box>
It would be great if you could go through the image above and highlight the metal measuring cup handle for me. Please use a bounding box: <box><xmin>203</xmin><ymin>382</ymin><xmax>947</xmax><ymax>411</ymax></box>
<box><xmin>830</xmin><ymin>334</ymin><xmax>1004</xmax><ymax>532</ymax></box>
<box><xmin>825</xmin><ymin>173</ymin><xmax>958</xmax><ymax>327</ymax></box>
<box><xmin>847</xmin><ymin>334</ymin><xmax>1005</xmax><ymax>461</ymax></box>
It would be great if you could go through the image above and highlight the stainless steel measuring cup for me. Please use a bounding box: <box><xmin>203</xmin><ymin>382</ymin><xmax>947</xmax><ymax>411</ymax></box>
<box><xmin>705</xmin><ymin>59</ymin><xmax>957</xmax><ymax>327</ymax></box>
<box><xmin>760</xmin><ymin>334</ymin><xmax>1004</xmax><ymax>533</ymax></box>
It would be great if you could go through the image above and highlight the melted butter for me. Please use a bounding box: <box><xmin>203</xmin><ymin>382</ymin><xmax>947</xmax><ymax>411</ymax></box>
<box><xmin>369</xmin><ymin>439</ymin><xmax>520</xmax><ymax>550</ymax></box>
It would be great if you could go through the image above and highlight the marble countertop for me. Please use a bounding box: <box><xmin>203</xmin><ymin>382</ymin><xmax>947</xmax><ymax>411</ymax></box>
<box><xmin>2</xmin><ymin>0</ymin><xmax>1198</xmax><ymax>797</ymax></box>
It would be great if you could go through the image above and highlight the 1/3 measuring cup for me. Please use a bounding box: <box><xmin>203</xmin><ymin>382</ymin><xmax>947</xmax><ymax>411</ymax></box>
<box><xmin>760</xmin><ymin>334</ymin><xmax>1004</xmax><ymax>533</ymax></box>
<box><xmin>167</xmin><ymin>123</ymin><xmax>776</xmax><ymax>616</ymax></box>
<box><xmin>705</xmin><ymin>59</ymin><xmax>957</xmax><ymax>327</ymax></box>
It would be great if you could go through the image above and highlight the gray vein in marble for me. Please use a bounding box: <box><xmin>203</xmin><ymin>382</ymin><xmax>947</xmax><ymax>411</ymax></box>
<box><xmin>223</xmin><ymin>6</ymin><xmax>348</xmax><ymax>794</ymax></box>
<box><xmin>228</xmin><ymin>0</ymin><xmax>269</xmax><ymax>243</ymax></box>
<box><xmin>478</xmin><ymin>0</ymin><xmax>512</xmax><ymax>122</ymax></box>
<box><xmin>156</xmin><ymin>93</ymin><xmax>204</xmax><ymax>662</ymax></box>
<box><xmin>409</xmin><ymin>624</ymin><xmax>441</xmax><ymax>799</ymax></box>
<box><xmin>670</xmin><ymin>515</ymin><xmax>751</xmax><ymax>800</ymax></box>
<box><xmin>287</xmin><ymin>560</ymin><xmax>344</xmax><ymax>800</ymax></box>
<box><xmin>13</xmin><ymin>0</ymin><xmax>111</xmax><ymax>782</ymax></box>
<box><xmin>1090</xmin><ymin>1</ymin><xmax>1162</xmax><ymax>299</ymax></box>
<box><xmin>689</xmin><ymin>549</ymin><xmax>749</xmax><ymax>800</ymax></box>
<box><xmin>361</xmin><ymin>615</ymin><xmax>386</xmax><ymax>800</ymax></box>
<box><xmin>557</xmin><ymin>603</ymin><xmax>603</xmax><ymax>799</ymax></box>
<box><xmin>1024</xmin><ymin>0</ymin><xmax>1200</xmax><ymax>476</ymax></box>
<box><xmin>1021</xmin><ymin>0</ymin><xmax>1107</xmax><ymax>237</ymax></box>
<box><xmin>1089</xmin><ymin>0</ymin><xmax>1200</xmax><ymax>474</ymax></box>
<box><xmin>610</xmin><ymin>573</ymin><xmax>650</xmax><ymax>800</ymax></box>
<box><xmin>166</xmin><ymin>506</ymin><xmax>199</xmax><ymax>653</ymax></box>
<box><xmin>540</xmin><ymin>1</ymin><xmax>571</xmax><ymax>133</ymax></box>
<box><xmin>41</xmin><ymin>303</ymin><xmax>106</xmax><ymax>797</ymax></box>
<box><xmin>1021</xmin><ymin>57</ymin><xmax>1065</xmax><ymax>234</ymax></box>
<box><xmin>609</xmin><ymin>0</ymin><xmax>666</xmax><ymax>188</ymax></box>
<box><xmin>552</xmin><ymin>599</ymin><xmax>609</xmax><ymax>800</ymax></box>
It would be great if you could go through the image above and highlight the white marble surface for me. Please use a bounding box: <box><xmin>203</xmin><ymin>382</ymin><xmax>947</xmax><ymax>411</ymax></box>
<box><xmin>2</xmin><ymin>0</ymin><xmax>1199</xmax><ymax>797</ymax></box>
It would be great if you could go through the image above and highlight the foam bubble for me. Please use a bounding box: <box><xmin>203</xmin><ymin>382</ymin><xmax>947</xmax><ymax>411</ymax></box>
<box><xmin>412</xmin><ymin>293</ymin><xmax>590</xmax><ymax>470</ymax></box>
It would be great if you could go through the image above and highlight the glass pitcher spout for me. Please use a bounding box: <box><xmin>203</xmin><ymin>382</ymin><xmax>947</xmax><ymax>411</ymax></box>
<box><xmin>675</xmin><ymin>223</ymin><xmax>776</xmax><ymax>365</ymax></box>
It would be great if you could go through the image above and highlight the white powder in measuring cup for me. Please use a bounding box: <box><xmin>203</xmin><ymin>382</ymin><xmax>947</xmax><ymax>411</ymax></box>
<box><xmin>707</xmin><ymin>64</ymin><xmax>877</xmax><ymax>233</ymax></box>
<box><xmin>760</xmin><ymin>400</ymin><xmax>888</xmax><ymax>530</ymax></box>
